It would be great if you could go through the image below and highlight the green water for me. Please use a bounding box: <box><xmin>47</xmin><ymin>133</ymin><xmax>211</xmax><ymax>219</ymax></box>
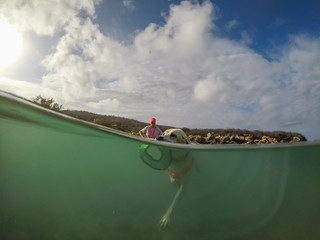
<box><xmin>1</xmin><ymin>92</ymin><xmax>320</xmax><ymax>240</ymax></box>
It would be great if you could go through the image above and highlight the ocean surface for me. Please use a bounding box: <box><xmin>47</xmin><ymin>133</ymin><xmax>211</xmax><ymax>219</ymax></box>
<box><xmin>1</xmin><ymin>91</ymin><xmax>320</xmax><ymax>240</ymax></box>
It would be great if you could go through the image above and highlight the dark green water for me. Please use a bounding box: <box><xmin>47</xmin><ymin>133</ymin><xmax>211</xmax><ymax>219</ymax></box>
<box><xmin>1</xmin><ymin>92</ymin><xmax>320</xmax><ymax>240</ymax></box>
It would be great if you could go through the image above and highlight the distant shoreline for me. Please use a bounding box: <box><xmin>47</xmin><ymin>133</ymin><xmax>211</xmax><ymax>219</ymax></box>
<box><xmin>61</xmin><ymin>110</ymin><xmax>307</xmax><ymax>144</ymax></box>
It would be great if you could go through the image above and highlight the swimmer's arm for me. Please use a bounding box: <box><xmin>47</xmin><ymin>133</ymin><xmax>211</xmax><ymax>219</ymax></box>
<box><xmin>139</xmin><ymin>130</ymin><xmax>146</xmax><ymax>138</ymax></box>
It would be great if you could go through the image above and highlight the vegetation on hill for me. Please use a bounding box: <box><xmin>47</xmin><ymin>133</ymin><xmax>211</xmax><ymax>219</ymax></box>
<box><xmin>61</xmin><ymin>110</ymin><xmax>174</xmax><ymax>133</ymax></box>
<box><xmin>32</xmin><ymin>95</ymin><xmax>63</xmax><ymax>111</ymax></box>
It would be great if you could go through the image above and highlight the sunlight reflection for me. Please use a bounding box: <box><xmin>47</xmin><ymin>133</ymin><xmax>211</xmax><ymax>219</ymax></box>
<box><xmin>0</xmin><ymin>21</ymin><xmax>23</xmax><ymax>70</ymax></box>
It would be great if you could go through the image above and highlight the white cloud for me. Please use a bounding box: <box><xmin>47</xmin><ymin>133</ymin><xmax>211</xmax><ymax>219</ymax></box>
<box><xmin>123</xmin><ymin>0</ymin><xmax>135</xmax><ymax>9</ymax></box>
<box><xmin>193</xmin><ymin>76</ymin><xmax>227</xmax><ymax>102</ymax></box>
<box><xmin>0</xmin><ymin>0</ymin><xmax>100</xmax><ymax>36</ymax></box>
<box><xmin>240</xmin><ymin>30</ymin><xmax>252</xmax><ymax>45</ymax></box>
<box><xmin>0</xmin><ymin>76</ymin><xmax>63</xmax><ymax>103</ymax></box>
<box><xmin>41</xmin><ymin>18</ymin><xmax>101</xmax><ymax>99</ymax></box>
<box><xmin>225</xmin><ymin>19</ymin><xmax>238</xmax><ymax>32</ymax></box>
<box><xmin>86</xmin><ymin>98</ymin><xmax>120</xmax><ymax>114</ymax></box>
<box><xmin>134</xmin><ymin>0</ymin><xmax>214</xmax><ymax>58</ymax></box>
<box><xmin>0</xmin><ymin>0</ymin><xmax>320</xmax><ymax>140</ymax></box>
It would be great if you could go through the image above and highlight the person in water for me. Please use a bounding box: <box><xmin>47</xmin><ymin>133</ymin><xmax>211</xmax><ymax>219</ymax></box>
<box><xmin>139</xmin><ymin>118</ymin><xmax>163</xmax><ymax>139</ymax></box>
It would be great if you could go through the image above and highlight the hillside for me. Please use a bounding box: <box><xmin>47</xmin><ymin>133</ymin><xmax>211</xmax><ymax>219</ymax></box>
<box><xmin>61</xmin><ymin>110</ymin><xmax>174</xmax><ymax>133</ymax></box>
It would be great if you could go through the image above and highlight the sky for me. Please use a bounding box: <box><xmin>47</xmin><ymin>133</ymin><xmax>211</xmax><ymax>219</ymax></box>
<box><xmin>0</xmin><ymin>0</ymin><xmax>319</xmax><ymax>140</ymax></box>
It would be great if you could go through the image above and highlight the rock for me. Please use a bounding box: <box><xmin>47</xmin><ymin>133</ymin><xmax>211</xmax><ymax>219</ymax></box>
<box><xmin>211</xmin><ymin>138</ymin><xmax>218</xmax><ymax>144</ymax></box>
<box><xmin>291</xmin><ymin>136</ymin><xmax>301</xmax><ymax>143</ymax></box>
<box><xmin>215</xmin><ymin>136</ymin><xmax>222</xmax><ymax>143</ymax></box>
<box><xmin>188</xmin><ymin>135</ymin><xmax>195</xmax><ymax>141</ymax></box>
<box><xmin>254</xmin><ymin>139</ymin><xmax>260</xmax><ymax>144</ymax></box>
<box><xmin>245</xmin><ymin>136</ymin><xmax>253</xmax><ymax>144</ymax></box>
<box><xmin>231</xmin><ymin>135</ymin><xmax>246</xmax><ymax>144</ymax></box>
<box><xmin>245</xmin><ymin>136</ymin><xmax>252</xmax><ymax>141</ymax></box>
<box><xmin>261</xmin><ymin>136</ymin><xmax>274</xmax><ymax>144</ymax></box>
<box><xmin>221</xmin><ymin>136</ymin><xmax>230</xmax><ymax>144</ymax></box>
<box><xmin>194</xmin><ymin>135</ymin><xmax>204</xmax><ymax>143</ymax></box>
<box><xmin>207</xmin><ymin>132</ymin><xmax>213</xmax><ymax>140</ymax></box>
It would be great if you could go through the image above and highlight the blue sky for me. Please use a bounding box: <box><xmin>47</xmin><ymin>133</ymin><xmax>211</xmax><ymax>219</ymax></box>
<box><xmin>0</xmin><ymin>0</ymin><xmax>319</xmax><ymax>140</ymax></box>
<box><xmin>96</xmin><ymin>0</ymin><xmax>320</xmax><ymax>56</ymax></box>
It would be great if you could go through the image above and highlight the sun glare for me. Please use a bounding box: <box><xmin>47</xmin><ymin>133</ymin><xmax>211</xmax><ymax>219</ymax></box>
<box><xmin>0</xmin><ymin>21</ymin><xmax>23</xmax><ymax>70</ymax></box>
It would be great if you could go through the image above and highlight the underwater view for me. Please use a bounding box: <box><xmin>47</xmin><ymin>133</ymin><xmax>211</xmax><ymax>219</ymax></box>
<box><xmin>1</xmin><ymin>92</ymin><xmax>320</xmax><ymax>240</ymax></box>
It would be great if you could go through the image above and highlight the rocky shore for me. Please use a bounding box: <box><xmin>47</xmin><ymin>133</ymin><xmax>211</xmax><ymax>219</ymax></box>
<box><xmin>188</xmin><ymin>132</ymin><xmax>307</xmax><ymax>144</ymax></box>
